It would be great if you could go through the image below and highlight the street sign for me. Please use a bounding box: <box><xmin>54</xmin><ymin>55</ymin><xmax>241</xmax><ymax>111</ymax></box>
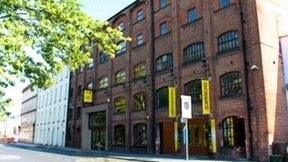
<box><xmin>181</xmin><ymin>95</ymin><xmax>192</xmax><ymax>119</ymax></box>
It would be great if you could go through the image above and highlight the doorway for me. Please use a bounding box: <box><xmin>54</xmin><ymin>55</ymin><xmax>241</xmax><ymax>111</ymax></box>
<box><xmin>91</xmin><ymin>127</ymin><xmax>106</xmax><ymax>150</ymax></box>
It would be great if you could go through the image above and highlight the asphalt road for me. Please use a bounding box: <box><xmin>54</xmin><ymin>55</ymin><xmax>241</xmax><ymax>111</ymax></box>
<box><xmin>0</xmin><ymin>144</ymin><xmax>141</xmax><ymax>162</ymax></box>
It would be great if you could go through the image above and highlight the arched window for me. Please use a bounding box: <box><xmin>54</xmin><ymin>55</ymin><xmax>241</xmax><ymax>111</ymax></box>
<box><xmin>220</xmin><ymin>72</ymin><xmax>243</xmax><ymax>97</ymax></box>
<box><xmin>156</xmin><ymin>87</ymin><xmax>168</xmax><ymax>108</ymax></box>
<box><xmin>117</xmin><ymin>41</ymin><xmax>127</xmax><ymax>56</ymax></box>
<box><xmin>184</xmin><ymin>79</ymin><xmax>202</xmax><ymax>103</ymax></box>
<box><xmin>218</xmin><ymin>31</ymin><xmax>239</xmax><ymax>53</ymax></box>
<box><xmin>183</xmin><ymin>42</ymin><xmax>205</xmax><ymax>64</ymax></box>
<box><xmin>114</xmin><ymin>125</ymin><xmax>125</xmax><ymax>145</ymax></box>
<box><xmin>134</xmin><ymin>92</ymin><xmax>146</xmax><ymax>111</ymax></box>
<box><xmin>115</xmin><ymin>70</ymin><xmax>126</xmax><ymax>84</ymax></box>
<box><xmin>133</xmin><ymin>123</ymin><xmax>147</xmax><ymax>146</ymax></box>
<box><xmin>156</xmin><ymin>53</ymin><xmax>173</xmax><ymax>72</ymax></box>
<box><xmin>99</xmin><ymin>77</ymin><xmax>108</xmax><ymax>89</ymax></box>
<box><xmin>134</xmin><ymin>63</ymin><xmax>147</xmax><ymax>79</ymax></box>
<box><xmin>114</xmin><ymin>97</ymin><xmax>127</xmax><ymax>113</ymax></box>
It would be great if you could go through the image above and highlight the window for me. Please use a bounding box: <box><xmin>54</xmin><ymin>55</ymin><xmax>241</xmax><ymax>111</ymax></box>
<box><xmin>99</xmin><ymin>77</ymin><xmax>108</xmax><ymax>89</ymax></box>
<box><xmin>99</xmin><ymin>52</ymin><xmax>109</xmax><ymax>64</ymax></box>
<box><xmin>160</xmin><ymin>0</ymin><xmax>169</xmax><ymax>8</ymax></box>
<box><xmin>188</xmin><ymin>8</ymin><xmax>199</xmax><ymax>23</ymax></box>
<box><xmin>114</xmin><ymin>125</ymin><xmax>125</xmax><ymax>145</ymax></box>
<box><xmin>87</xmin><ymin>82</ymin><xmax>93</xmax><ymax>90</ymax></box>
<box><xmin>220</xmin><ymin>0</ymin><xmax>230</xmax><ymax>8</ymax></box>
<box><xmin>184</xmin><ymin>80</ymin><xmax>202</xmax><ymax>103</ymax></box>
<box><xmin>160</xmin><ymin>22</ymin><xmax>169</xmax><ymax>35</ymax></box>
<box><xmin>156</xmin><ymin>53</ymin><xmax>173</xmax><ymax>72</ymax></box>
<box><xmin>183</xmin><ymin>42</ymin><xmax>205</xmax><ymax>64</ymax></box>
<box><xmin>136</xmin><ymin>33</ymin><xmax>144</xmax><ymax>46</ymax></box>
<box><xmin>117</xmin><ymin>41</ymin><xmax>126</xmax><ymax>55</ymax></box>
<box><xmin>115</xmin><ymin>71</ymin><xmax>126</xmax><ymax>84</ymax></box>
<box><xmin>118</xmin><ymin>22</ymin><xmax>125</xmax><ymax>32</ymax></box>
<box><xmin>137</xmin><ymin>9</ymin><xmax>145</xmax><ymax>21</ymax></box>
<box><xmin>115</xmin><ymin>97</ymin><xmax>127</xmax><ymax>113</ymax></box>
<box><xmin>133</xmin><ymin>123</ymin><xmax>147</xmax><ymax>146</ymax></box>
<box><xmin>223</xmin><ymin>117</ymin><xmax>234</xmax><ymax>147</ymax></box>
<box><xmin>134</xmin><ymin>63</ymin><xmax>147</xmax><ymax>79</ymax></box>
<box><xmin>134</xmin><ymin>92</ymin><xmax>146</xmax><ymax>111</ymax></box>
<box><xmin>218</xmin><ymin>31</ymin><xmax>239</xmax><ymax>53</ymax></box>
<box><xmin>220</xmin><ymin>72</ymin><xmax>243</xmax><ymax>97</ymax></box>
<box><xmin>156</xmin><ymin>87</ymin><xmax>168</xmax><ymax>108</ymax></box>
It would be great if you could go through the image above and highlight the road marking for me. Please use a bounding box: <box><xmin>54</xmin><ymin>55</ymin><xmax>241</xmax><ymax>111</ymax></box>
<box><xmin>0</xmin><ymin>155</ymin><xmax>22</xmax><ymax>160</ymax></box>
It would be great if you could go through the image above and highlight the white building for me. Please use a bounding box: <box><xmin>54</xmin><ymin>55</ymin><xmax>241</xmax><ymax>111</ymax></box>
<box><xmin>34</xmin><ymin>66</ymin><xmax>70</xmax><ymax>147</ymax></box>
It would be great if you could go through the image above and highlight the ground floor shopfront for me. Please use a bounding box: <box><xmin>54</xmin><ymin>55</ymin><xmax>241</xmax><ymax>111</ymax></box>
<box><xmin>79</xmin><ymin>108</ymin><xmax>248</xmax><ymax>160</ymax></box>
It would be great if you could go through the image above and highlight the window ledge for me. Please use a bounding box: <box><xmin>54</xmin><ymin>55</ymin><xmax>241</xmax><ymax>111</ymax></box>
<box><xmin>183</xmin><ymin>59</ymin><xmax>204</xmax><ymax>67</ymax></box>
<box><xmin>114</xmin><ymin>112</ymin><xmax>126</xmax><ymax>115</ymax></box>
<box><xmin>217</xmin><ymin>48</ymin><xmax>241</xmax><ymax>59</ymax></box>
<box><xmin>132</xmin><ymin>43</ymin><xmax>146</xmax><ymax>50</ymax></box>
<box><xmin>132</xmin><ymin>18</ymin><xmax>145</xmax><ymax>25</ymax></box>
<box><xmin>155</xmin><ymin>68</ymin><xmax>173</xmax><ymax>76</ymax></box>
<box><xmin>219</xmin><ymin>94</ymin><xmax>244</xmax><ymax>100</ymax></box>
<box><xmin>213</xmin><ymin>3</ymin><xmax>236</xmax><ymax>14</ymax></box>
<box><xmin>154</xmin><ymin>4</ymin><xmax>171</xmax><ymax>13</ymax></box>
<box><xmin>155</xmin><ymin>31</ymin><xmax>171</xmax><ymax>40</ymax></box>
<box><xmin>181</xmin><ymin>17</ymin><xmax>202</xmax><ymax>28</ymax></box>
<box><xmin>116</xmin><ymin>52</ymin><xmax>127</xmax><ymax>57</ymax></box>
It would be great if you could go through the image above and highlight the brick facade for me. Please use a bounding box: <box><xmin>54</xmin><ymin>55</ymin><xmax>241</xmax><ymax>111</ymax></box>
<box><xmin>66</xmin><ymin>0</ymin><xmax>288</xmax><ymax>161</ymax></box>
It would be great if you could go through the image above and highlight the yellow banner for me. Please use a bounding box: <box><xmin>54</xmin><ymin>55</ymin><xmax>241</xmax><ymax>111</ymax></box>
<box><xmin>202</xmin><ymin>80</ymin><xmax>211</xmax><ymax>115</ymax></box>
<box><xmin>84</xmin><ymin>90</ymin><xmax>93</xmax><ymax>103</ymax></box>
<box><xmin>168</xmin><ymin>87</ymin><xmax>176</xmax><ymax>118</ymax></box>
<box><xmin>210</xmin><ymin>119</ymin><xmax>217</xmax><ymax>153</ymax></box>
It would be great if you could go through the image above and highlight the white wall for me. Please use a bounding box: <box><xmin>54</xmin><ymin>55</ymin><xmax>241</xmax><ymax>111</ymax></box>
<box><xmin>34</xmin><ymin>66</ymin><xmax>70</xmax><ymax>147</ymax></box>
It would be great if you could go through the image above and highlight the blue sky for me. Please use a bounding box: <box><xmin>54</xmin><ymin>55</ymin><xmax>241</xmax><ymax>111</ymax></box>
<box><xmin>81</xmin><ymin>0</ymin><xmax>135</xmax><ymax>20</ymax></box>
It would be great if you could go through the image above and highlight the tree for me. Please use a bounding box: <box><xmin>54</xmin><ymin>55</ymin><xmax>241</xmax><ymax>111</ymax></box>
<box><xmin>0</xmin><ymin>0</ymin><xmax>129</xmax><ymax>116</ymax></box>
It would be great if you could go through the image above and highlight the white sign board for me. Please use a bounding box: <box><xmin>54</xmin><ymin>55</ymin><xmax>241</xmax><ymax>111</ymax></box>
<box><xmin>181</xmin><ymin>95</ymin><xmax>192</xmax><ymax>119</ymax></box>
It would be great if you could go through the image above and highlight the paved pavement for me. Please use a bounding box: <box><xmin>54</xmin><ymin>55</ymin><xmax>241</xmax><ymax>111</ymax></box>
<box><xmin>0</xmin><ymin>143</ymin><xmax>250</xmax><ymax>162</ymax></box>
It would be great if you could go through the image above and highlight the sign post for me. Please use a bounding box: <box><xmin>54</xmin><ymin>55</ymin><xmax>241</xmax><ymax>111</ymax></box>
<box><xmin>181</xmin><ymin>95</ymin><xmax>192</xmax><ymax>160</ymax></box>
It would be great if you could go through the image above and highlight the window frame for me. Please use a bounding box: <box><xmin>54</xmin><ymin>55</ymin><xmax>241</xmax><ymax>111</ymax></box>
<box><xmin>134</xmin><ymin>63</ymin><xmax>147</xmax><ymax>79</ymax></box>
<box><xmin>156</xmin><ymin>87</ymin><xmax>168</xmax><ymax>109</ymax></box>
<box><xmin>114</xmin><ymin>97</ymin><xmax>127</xmax><ymax>113</ymax></box>
<box><xmin>114</xmin><ymin>125</ymin><xmax>125</xmax><ymax>145</ymax></box>
<box><xmin>136</xmin><ymin>9</ymin><xmax>145</xmax><ymax>22</ymax></box>
<box><xmin>218</xmin><ymin>31</ymin><xmax>240</xmax><ymax>54</ymax></box>
<box><xmin>160</xmin><ymin>0</ymin><xmax>169</xmax><ymax>9</ymax></box>
<box><xmin>136</xmin><ymin>33</ymin><xmax>144</xmax><ymax>46</ymax></box>
<box><xmin>187</xmin><ymin>8</ymin><xmax>199</xmax><ymax>23</ymax></box>
<box><xmin>99</xmin><ymin>52</ymin><xmax>109</xmax><ymax>64</ymax></box>
<box><xmin>117</xmin><ymin>41</ymin><xmax>127</xmax><ymax>56</ymax></box>
<box><xmin>115</xmin><ymin>70</ymin><xmax>126</xmax><ymax>85</ymax></box>
<box><xmin>220</xmin><ymin>71</ymin><xmax>243</xmax><ymax>98</ymax></box>
<box><xmin>134</xmin><ymin>92</ymin><xmax>146</xmax><ymax>111</ymax></box>
<box><xmin>156</xmin><ymin>53</ymin><xmax>173</xmax><ymax>73</ymax></box>
<box><xmin>99</xmin><ymin>77</ymin><xmax>109</xmax><ymax>89</ymax></box>
<box><xmin>133</xmin><ymin>123</ymin><xmax>147</xmax><ymax>146</ymax></box>
<box><xmin>183</xmin><ymin>42</ymin><xmax>205</xmax><ymax>64</ymax></box>
<box><xmin>184</xmin><ymin>79</ymin><xmax>202</xmax><ymax>104</ymax></box>
<box><xmin>160</xmin><ymin>22</ymin><xmax>169</xmax><ymax>35</ymax></box>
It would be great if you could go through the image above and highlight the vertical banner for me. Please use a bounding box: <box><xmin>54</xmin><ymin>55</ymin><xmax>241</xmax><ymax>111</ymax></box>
<box><xmin>83</xmin><ymin>89</ymin><xmax>93</xmax><ymax>103</ymax></box>
<box><xmin>174</xmin><ymin>122</ymin><xmax>178</xmax><ymax>152</ymax></box>
<box><xmin>202</xmin><ymin>80</ymin><xmax>211</xmax><ymax>115</ymax></box>
<box><xmin>169</xmin><ymin>87</ymin><xmax>177</xmax><ymax>118</ymax></box>
<box><xmin>210</xmin><ymin>119</ymin><xmax>217</xmax><ymax>153</ymax></box>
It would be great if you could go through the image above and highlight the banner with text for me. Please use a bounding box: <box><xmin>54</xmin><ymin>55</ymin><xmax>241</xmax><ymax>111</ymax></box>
<box><xmin>169</xmin><ymin>87</ymin><xmax>177</xmax><ymax>118</ymax></box>
<box><xmin>202</xmin><ymin>80</ymin><xmax>211</xmax><ymax>115</ymax></box>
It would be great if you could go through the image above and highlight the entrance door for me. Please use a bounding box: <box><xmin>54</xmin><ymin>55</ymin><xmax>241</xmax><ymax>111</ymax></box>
<box><xmin>189</xmin><ymin>119</ymin><xmax>209</xmax><ymax>156</ymax></box>
<box><xmin>91</xmin><ymin>128</ymin><xmax>106</xmax><ymax>150</ymax></box>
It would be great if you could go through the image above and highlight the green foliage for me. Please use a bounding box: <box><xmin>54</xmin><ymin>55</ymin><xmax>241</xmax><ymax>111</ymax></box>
<box><xmin>0</xmin><ymin>0</ymin><xmax>129</xmax><ymax>115</ymax></box>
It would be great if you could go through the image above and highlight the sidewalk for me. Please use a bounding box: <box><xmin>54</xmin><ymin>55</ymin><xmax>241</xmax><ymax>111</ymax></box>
<box><xmin>6</xmin><ymin>142</ymin><xmax>251</xmax><ymax>162</ymax></box>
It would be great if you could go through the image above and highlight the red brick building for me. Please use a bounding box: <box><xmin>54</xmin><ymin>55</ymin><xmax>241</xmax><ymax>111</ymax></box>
<box><xmin>66</xmin><ymin>0</ymin><xmax>288</xmax><ymax>161</ymax></box>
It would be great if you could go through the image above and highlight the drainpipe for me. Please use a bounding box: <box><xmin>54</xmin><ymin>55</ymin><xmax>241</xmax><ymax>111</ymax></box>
<box><xmin>239</xmin><ymin>0</ymin><xmax>254</xmax><ymax>159</ymax></box>
<box><xmin>149</xmin><ymin>0</ymin><xmax>156</xmax><ymax>154</ymax></box>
